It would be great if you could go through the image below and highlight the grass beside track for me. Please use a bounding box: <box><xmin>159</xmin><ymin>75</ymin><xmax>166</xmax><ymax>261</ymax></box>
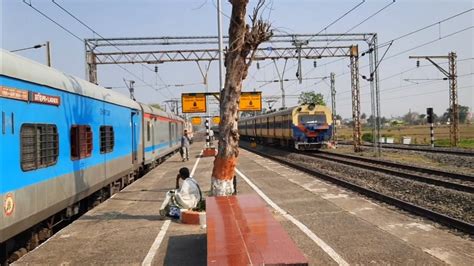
<box><xmin>337</xmin><ymin>124</ymin><xmax>474</xmax><ymax>149</ymax></box>
<box><xmin>331</xmin><ymin>146</ymin><xmax>473</xmax><ymax>175</ymax></box>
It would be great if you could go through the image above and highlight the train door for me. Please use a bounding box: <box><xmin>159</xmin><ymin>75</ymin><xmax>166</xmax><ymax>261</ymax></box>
<box><xmin>273</xmin><ymin>117</ymin><xmax>276</xmax><ymax>137</ymax></box>
<box><xmin>175</xmin><ymin>122</ymin><xmax>179</xmax><ymax>144</ymax></box>
<box><xmin>168</xmin><ymin>121</ymin><xmax>172</xmax><ymax>147</ymax></box>
<box><xmin>152</xmin><ymin>118</ymin><xmax>156</xmax><ymax>154</ymax></box>
<box><xmin>131</xmin><ymin>111</ymin><xmax>138</xmax><ymax>163</ymax></box>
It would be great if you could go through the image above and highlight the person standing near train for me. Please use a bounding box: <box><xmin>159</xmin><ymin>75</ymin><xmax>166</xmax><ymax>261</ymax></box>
<box><xmin>181</xmin><ymin>130</ymin><xmax>191</xmax><ymax>161</ymax></box>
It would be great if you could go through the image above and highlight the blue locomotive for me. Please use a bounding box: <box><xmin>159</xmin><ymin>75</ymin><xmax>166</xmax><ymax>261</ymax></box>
<box><xmin>0</xmin><ymin>50</ymin><xmax>183</xmax><ymax>261</ymax></box>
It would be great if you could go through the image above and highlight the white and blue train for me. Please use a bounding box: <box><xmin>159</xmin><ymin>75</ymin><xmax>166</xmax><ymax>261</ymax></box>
<box><xmin>0</xmin><ymin>50</ymin><xmax>184</xmax><ymax>262</ymax></box>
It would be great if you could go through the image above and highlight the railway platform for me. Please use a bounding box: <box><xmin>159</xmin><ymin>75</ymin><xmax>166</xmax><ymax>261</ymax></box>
<box><xmin>15</xmin><ymin>141</ymin><xmax>473</xmax><ymax>265</ymax></box>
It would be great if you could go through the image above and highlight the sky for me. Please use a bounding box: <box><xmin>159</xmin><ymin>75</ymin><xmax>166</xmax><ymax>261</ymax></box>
<box><xmin>1</xmin><ymin>0</ymin><xmax>473</xmax><ymax>119</ymax></box>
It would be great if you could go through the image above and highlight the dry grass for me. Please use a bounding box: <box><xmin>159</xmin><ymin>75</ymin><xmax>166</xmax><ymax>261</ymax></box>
<box><xmin>331</xmin><ymin>146</ymin><xmax>473</xmax><ymax>174</ymax></box>
<box><xmin>337</xmin><ymin>124</ymin><xmax>474</xmax><ymax>148</ymax></box>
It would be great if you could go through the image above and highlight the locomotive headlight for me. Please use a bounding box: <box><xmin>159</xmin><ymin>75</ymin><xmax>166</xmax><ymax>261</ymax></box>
<box><xmin>308</xmin><ymin>103</ymin><xmax>315</xmax><ymax>111</ymax></box>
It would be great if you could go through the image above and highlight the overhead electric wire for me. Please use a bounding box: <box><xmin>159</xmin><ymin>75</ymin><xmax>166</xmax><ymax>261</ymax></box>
<box><xmin>377</xmin><ymin>8</ymin><xmax>474</xmax><ymax>48</ymax></box>
<box><xmin>336</xmin><ymin>73</ymin><xmax>473</xmax><ymax>102</ymax></box>
<box><xmin>23</xmin><ymin>0</ymin><xmax>83</xmax><ymax>41</ymax></box>
<box><xmin>50</xmin><ymin>0</ymin><xmax>174</xmax><ymax>98</ymax></box>
<box><xmin>304</xmin><ymin>0</ymin><xmax>367</xmax><ymax>43</ymax></box>
<box><xmin>22</xmin><ymin>0</ymin><xmax>170</xmax><ymax>100</ymax></box>
<box><xmin>320</xmin><ymin>8</ymin><xmax>474</xmax><ymax>70</ymax></box>
<box><xmin>277</xmin><ymin>0</ymin><xmax>396</xmax><ymax>97</ymax></box>
<box><xmin>332</xmin><ymin>25</ymin><xmax>474</xmax><ymax>81</ymax></box>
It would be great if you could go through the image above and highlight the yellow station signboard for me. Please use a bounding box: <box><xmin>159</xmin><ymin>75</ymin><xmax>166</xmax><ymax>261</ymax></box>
<box><xmin>182</xmin><ymin>93</ymin><xmax>207</xmax><ymax>113</ymax></box>
<box><xmin>212</xmin><ymin>116</ymin><xmax>221</xmax><ymax>125</ymax></box>
<box><xmin>191</xmin><ymin>117</ymin><xmax>202</xmax><ymax>125</ymax></box>
<box><xmin>240</xmin><ymin>92</ymin><xmax>262</xmax><ymax>111</ymax></box>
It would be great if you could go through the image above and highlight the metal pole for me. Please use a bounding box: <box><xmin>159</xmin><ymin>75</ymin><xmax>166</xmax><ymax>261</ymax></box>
<box><xmin>350</xmin><ymin>46</ymin><xmax>362</xmax><ymax>152</ymax></box>
<box><xmin>273</xmin><ymin>59</ymin><xmax>288</xmax><ymax>108</ymax></box>
<box><xmin>217</xmin><ymin>0</ymin><xmax>225</xmax><ymax>90</ymax></box>
<box><xmin>448</xmin><ymin>52</ymin><xmax>459</xmax><ymax>147</ymax></box>
<box><xmin>368</xmin><ymin>42</ymin><xmax>376</xmax><ymax>155</ymax></box>
<box><xmin>205</xmin><ymin>117</ymin><xmax>210</xmax><ymax>148</ymax></box>
<box><xmin>46</xmin><ymin>41</ymin><xmax>51</xmax><ymax>67</ymax></box>
<box><xmin>373</xmin><ymin>34</ymin><xmax>382</xmax><ymax>156</ymax></box>
<box><xmin>430</xmin><ymin>123</ymin><xmax>435</xmax><ymax>148</ymax></box>
<box><xmin>330</xmin><ymin>72</ymin><xmax>337</xmax><ymax>144</ymax></box>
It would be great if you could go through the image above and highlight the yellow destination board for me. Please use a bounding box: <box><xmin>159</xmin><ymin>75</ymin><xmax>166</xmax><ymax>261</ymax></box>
<box><xmin>240</xmin><ymin>92</ymin><xmax>262</xmax><ymax>111</ymax></box>
<box><xmin>212</xmin><ymin>116</ymin><xmax>221</xmax><ymax>125</ymax></box>
<box><xmin>182</xmin><ymin>93</ymin><xmax>207</xmax><ymax>113</ymax></box>
<box><xmin>191</xmin><ymin>117</ymin><xmax>202</xmax><ymax>125</ymax></box>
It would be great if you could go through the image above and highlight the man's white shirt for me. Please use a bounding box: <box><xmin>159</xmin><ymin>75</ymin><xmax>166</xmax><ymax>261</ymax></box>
<box><xmin>175</xmin><ymin>177</ymin><xmax>200</xmax><ymax>209</ymax></box>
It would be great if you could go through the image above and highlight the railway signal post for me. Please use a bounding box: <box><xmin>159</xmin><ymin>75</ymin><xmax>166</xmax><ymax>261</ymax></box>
<box><xmin>427</xmin><ymin>107</ymin><xmax>435</xmax><ymax>147</ymax></box>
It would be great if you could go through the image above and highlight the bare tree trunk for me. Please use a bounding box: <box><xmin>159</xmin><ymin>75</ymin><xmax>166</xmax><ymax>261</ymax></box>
<box><xmin>211</xmin><ymin>0</ymin><xmax>272</xmax><ymax>196</ymax></box>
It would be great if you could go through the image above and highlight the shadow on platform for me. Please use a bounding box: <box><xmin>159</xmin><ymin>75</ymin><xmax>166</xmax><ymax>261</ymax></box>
<box><xmin>164</xmin><ymin>234</ymin><xmax>207</xmax><ymax>266</ymax></box>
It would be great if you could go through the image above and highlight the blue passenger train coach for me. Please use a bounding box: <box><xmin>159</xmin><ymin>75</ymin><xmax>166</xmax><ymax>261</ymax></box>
<box><xmin>0</xmin><ymin>50</ymin><xmax>183</xmax><ymax>261</ymax></box>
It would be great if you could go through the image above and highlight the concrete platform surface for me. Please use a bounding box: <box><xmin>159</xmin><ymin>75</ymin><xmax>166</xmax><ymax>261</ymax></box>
<box><xmin>15</xmin><ymin>142</ymin><xmax>474</xmax><ymax>265</ymax></box>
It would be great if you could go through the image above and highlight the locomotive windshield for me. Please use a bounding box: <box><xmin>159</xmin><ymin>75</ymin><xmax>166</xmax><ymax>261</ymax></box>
<box><xmin>299</xmin><ymin>114</ymin><xmax>327</xmax><ymax>125</ymax></box>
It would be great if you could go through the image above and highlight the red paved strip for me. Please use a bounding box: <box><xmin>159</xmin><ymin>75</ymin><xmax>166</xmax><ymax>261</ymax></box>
<box><xmin>143</xmin><ymin>113</ymin><xmax>183</xmax><ymax>123</ymax></box>
<box><xmin>207</xmin><ymin>194</ymin><xmax>308</xmax><ymax>265</ymax></box>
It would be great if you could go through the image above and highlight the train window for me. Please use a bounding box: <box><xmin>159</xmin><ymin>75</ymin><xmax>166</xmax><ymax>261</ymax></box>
<box><xmin>71</xmin><ymin>125</ymin><xmax>93</xmax><ymax>160</ymax></box>
<box><xmin>100</xmin><ymin>126</ymin><xmax>114</xmax><ymax>154</ymax></box>
<box><xmin>147</xmin><ymin>121</ymin><xmax>151</xmax><ymax>142</ymax></box>
<box><xmin>299</xmin><ymin>114</ymin><xmax>327</xmax><ymax>124</ymax></box>
<box><xmin>21</xmin><ymin>124</ymin><xmax>58</xmax><ymax>171</ymax></box>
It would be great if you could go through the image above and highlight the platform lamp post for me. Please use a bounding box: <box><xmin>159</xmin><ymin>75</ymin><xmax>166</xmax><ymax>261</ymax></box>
<box><xmin>10</xmin><ymin>42</ymin><xmax>51</xmax><ymax>67</ymax></box>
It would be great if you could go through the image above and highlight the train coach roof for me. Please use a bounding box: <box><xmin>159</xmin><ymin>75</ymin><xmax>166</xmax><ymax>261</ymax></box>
<box><xmin>0</xmin><ymin>49</ymin><xmax>141</xmax><ymax>110</ymax></box>
<box><xmin>139</xmin><ymin>103</ymin><xmax>184</xmax><ymax>122</ymax></box>
<box><xmin>240</xmin><ymin>106</ymin><xmax>297</xmax><ymax>122</ymax></box>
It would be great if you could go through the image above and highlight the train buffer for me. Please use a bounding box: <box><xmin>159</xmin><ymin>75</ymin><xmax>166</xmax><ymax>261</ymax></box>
<box><xmin>206</xmin><ymin>194</ymin><xmax>308</xmax><ymax>265</ymax></box>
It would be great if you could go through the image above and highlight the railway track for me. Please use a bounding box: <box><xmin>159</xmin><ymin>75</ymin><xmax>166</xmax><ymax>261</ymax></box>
<box><xmin>240</xmin><ymin>143</ymin><xmax>474</xmax><ymax>235</ymax></box>
<box><xmin>305</xmin><ymin>151</ymin><xmax>474</xmax><ymax>194</ymax></box>
<box><xmin>338</xmin><ymin>142</ymin><xmax>474</xmax><ymax>157</ymax></box>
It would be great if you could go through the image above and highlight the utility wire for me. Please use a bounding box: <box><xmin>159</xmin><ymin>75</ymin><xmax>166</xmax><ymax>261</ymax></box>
<box><xmin>322</xmin><ymin>8</ymin><xmax>474</xmax><ymax>69</ymax></box>
<box><xmin>316</xmin><ymin>0</ymin><xmax>396</xmax><ymax>51</ymax></box>
<box><xmin>23</xmin><ymin>0</ymin><xmax>83</xmax><ymax>41</ymax></box>
<box><xmin>337</xmin><ymin>73</ymin><xmax>473</xmax><ymax>102</ymax></box>
<box><xmin>333</xmin><ymin>25</ymin><xmax>473</xmax><ymax>80</ymax></box>
<box><xmin>377</xmin><ymin>8</ymin><xmax>474</xmax><ymax>48</ymax></box>
<box><xmin>277</xmin><ymin>0</ymin><xmax>396</xmax><ymax>98</ymax></box>
<box><xmin>51</xmin><ymin>0</ymin><xmax>174</xmax><ymax>98</ymax></box>
<box><xmin>23</xmin><ymin>0</ymin><xmax>169</xmax><ymax>99</ymax></box>
<box><xmin>304</xmin><ymin>0</ymin><xmax>367</xmax><ymax>43</ymax></box>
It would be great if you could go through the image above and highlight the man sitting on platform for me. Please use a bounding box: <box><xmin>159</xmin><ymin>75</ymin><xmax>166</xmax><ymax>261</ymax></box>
<box><xmin>159</xmin><ymin>167</ymin><xmax>201</xmax><ymax>217</ymax></box>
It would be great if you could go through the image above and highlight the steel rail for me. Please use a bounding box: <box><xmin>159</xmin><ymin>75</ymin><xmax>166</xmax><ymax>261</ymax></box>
<box><xmin>338</xmin><ymin>142</ymin><xmax>474</xmax><ymax>157</ymax></box>
<box><xmin>240</xmin><ymin>144</ymin><xmax>474</xmax><ymax>235</ymax></box>
<box><xmin>306</xmin><ymin>151</ymin><xmax>474</xmax><ymax>193</ymax></box>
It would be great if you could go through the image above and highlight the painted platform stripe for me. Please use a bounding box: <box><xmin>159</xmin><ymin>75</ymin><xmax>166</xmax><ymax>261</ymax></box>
<box><xmin>235</xmin><ymin>168</ymin><xmax>349</xmax><ymax>266</ymax></box>
<box><xmin>141</xmin><ymin>220</ymin><xmax>171</xmax><ymax>266</ymax></box>
<box><xmin>142</xmin><ymin>150</ymin><xmax>203</xmax><ymax>265</ymax></box>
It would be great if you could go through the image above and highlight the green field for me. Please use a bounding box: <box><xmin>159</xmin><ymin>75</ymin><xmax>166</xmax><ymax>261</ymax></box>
<box><xmin>337</xmin><ymin>124</ymin><xmax>474</xmax><ymax>149</ymax></box>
